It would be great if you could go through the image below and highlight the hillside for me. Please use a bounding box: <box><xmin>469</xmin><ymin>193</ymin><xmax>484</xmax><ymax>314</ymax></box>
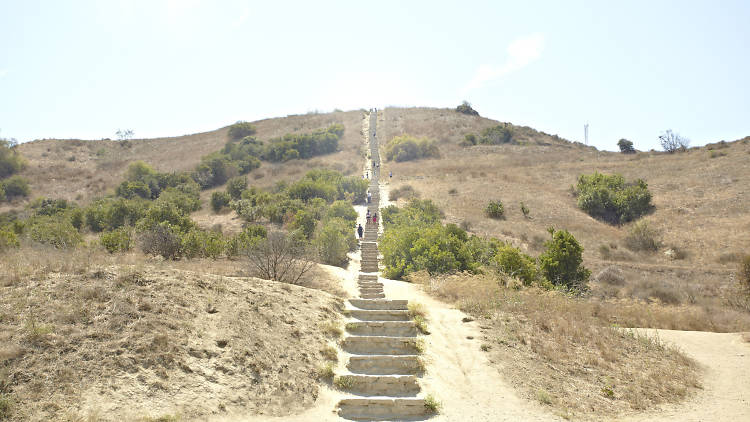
<box><xmin>9</xmin><ymin>110</ymin><xmax>364</xmax><ymax>209</ymax></box>
<box><xmin>377</xmin><ymin>107</ymin><xmax>750</xmax><ymax>330</ymax></box>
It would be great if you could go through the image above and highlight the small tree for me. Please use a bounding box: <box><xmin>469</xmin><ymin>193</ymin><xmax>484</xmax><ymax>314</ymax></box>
<box><xmin>617</xmin><ymin>139</ymin><xmax>635</xmax><ymax>154</ymax></box>
<box><xmin>485</xmin><ymin>200</ymin><xmax>505</xmax><ymax>219</ymax></box>
<box><xmin>116</xmin><ymin>129</ymin><xmax>134</xmax><ymax>141</ymax></box>
<box><xmin>659</xmin><ymin>130</ymin><xmax>689</xmax><ymax>153</ymax></box>
<box><xmin>538</xmin><ymin>228</ymin><xmax>590</xmax><ymax>290</ymax></box>
<box><xmin>456</xmin><ymin>101</ymin><xmax>479</xmax><ymax>116</ymax></box>
<box><xmin>245</xmin><ymin>229</ymin><xmax>314</xmax><ymax>284</ymax></box>
<box><xmin>520</xmin><ymin>202</ymin><xmax>530</xmax><ymax>218</ymax></box>
<box><xmin>226</xmin><ymin>176</ymin><xmax>248</xmax><ymax>200</ymax></box>
<box><xmin>210</xmin><ymin>191</ymin><xmax>231</xmax><ymax>212</ymax></box>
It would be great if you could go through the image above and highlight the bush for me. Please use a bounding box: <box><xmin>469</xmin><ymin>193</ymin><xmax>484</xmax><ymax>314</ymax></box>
<box><xmin>226</xmin><ymin>176</ymin><xmax>248</xmax><ymax>200</ymax></box>
<box><xmin>479</xmin><ymin>125</ymin><xmax>514</xmax><ymax>145</ymax></box>
<box><xmin>456</xmin><ymin>101</ymin><xmax>479</xmax><ymax>116</ymax></box>
<box><xmin>115</xmin><ymin>180</ymin><xmax>151</xmax><ymax>199</ymax></box>
<box><xmin>211</xmin><ymin>191</ymin><xmax>231</xmax><ymax>212</ymax></box>
<box><xmin>385</xmin><ymin>135</ymin><xmax>440</xmax><ymax>162</ymax></box>
<box><xmin>314</xmin><ymin>218</ymin><xmax>354</xmax><ymax>266</ymax></box>
<box><xmin>85</xmin><ymin>198</ymin><xmax>149</xmax><ymax>232</ymax></box>
<box><xmin>181</xmin><ymin>228</ymin><xmax>225</xmax><ymax>259</ymax></box>
<box><xmin>538</xmin><ymin>229</ymin><xmax>590</xmax><ymax>290</ymax></box>
<box><xmin>520</xmin><ymin>202</ymin><xmax>530</xmax><ymax>218</ymax></box>
<box><xmin>225</xmin><ymin>225</ymin><xmax>267</xmax><ymax>257</ymax></box>
<box><xmin>485</xmin><ymin>200</ymin><xmax>505</xmax><ymax>219</ymax></box>
<box><xmin>261</xmin><ymin>124</ymin><xmax>343</xmax><ymax>162</ymax></box>
<box><xmin>245</xmin><ymin>229</ymin><xmax>314</xmax><ymax>284</ymax></box>
<box><xmin>290</xmin><ymin>208</ymin><xmax>317</xmax><ymax>239</ymax></box>
<box><xmin>28</xmin><ymin>216</ymin><xmax>83</xmax><ymax>248</ymax></box>
<box><xmin>0</xmin><ymin>228</ymin><xmax>19</xmax><ymax>250</ymax></box>
<box><xmin>659</xmin><ymin>129</ymin><xmax>690</xmax><ymax>153</ymax></box>
<box><xmin>227</xmin><ymin>121</ymin><xmax>257</xmax><ymax>141</ymax></box>
<box><xmin>1</xmin><ymin>175</ymin><xmax>30</xmax><ymax>199</ymax></box>
<box><xmin>139</xmin><ymin>223</ymin><xmax>183</xmax><ymax>259</ymax></box>
<box><xmin>31</xmin><ymin>198</ymin><xmax>73</xmax><ymax>216</ymax></box>
<box><xmin>617</xmin><ymin>139</ymin><xmax>635</xmax><ymax>153</ymax></box>
<box><xmin>100</xmin><ymin>227</ymin><xmax>133</xmax><ymax>253</ymax></box>
<box><xmin>624</xmin><ymin>220</ymin><xmax>661</xmax><ymax>252</ymax></box>
<box><xmin>0</xmin><ymin>138</ymin><xmax>25</xmax><ymax>178</ymax></box>
<box><xmin>136</xmin><ymin>200</ymin><xmax>194</xmax><ymax>233</ymax></box>
<box><xmin>575</xmin><ymin>172</ymin><xmax>652</xmax><ymax>224</ymax></box>
<box><xmin>157</xmin><ymin>188</ymin><xmax>201</xmax><ymax>213</ymax></box>
<box><xmin>493</xmin><ymin>244</ymin><xmax>537</xmax><ymax>285</ymax></box>
<box><xmin>326</xmin><ymin>200</ymin><xmax>358</xmax><ymax>224</ymax></box>
<box><xmin>460</xmin><ymin>133</ymin><xmax>478</xmax><ymax>147</ymax></box>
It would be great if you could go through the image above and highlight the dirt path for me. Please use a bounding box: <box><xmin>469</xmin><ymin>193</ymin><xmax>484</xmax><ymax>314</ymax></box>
<box><xmin>617</xmin><ymin>329</ymin><xmax>750</xmax><ymax>422</ymax></box>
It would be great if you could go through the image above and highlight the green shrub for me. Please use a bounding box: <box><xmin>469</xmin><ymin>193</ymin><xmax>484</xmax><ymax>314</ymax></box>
<box><xmin>326</xmin><ymin>200</ymin><xmax>358</xmax><ymax>224</ymax></box>
<box><xmin>69</xmin><ymin>208</ymin><xmax>84</xmax><ymax>230</ymax></box>
<box><xmin>138</xmin><ymin>223</ymin><xmax>183</xmax><ymax>259</ymax></box>
<box><xmin>1</xmin><ymin>176</ymin><xmax>30</xmax><ymax>199</ymax></box>
<box><xmin>0</xmin><ymin>183</ymin><xmax>4</xmax><ymax>201</ymax></box>
<box><xmin>493</xmin><ymin>244</ymin><xmax>537</xmax><ymax>285</ymax></box>
<box><xmin>227</xmin><ymin>121</ymin><xmax>257</xmax><ymax>141</ymax></box>
<box><xmin>624</xmin><ymin>220</ymin><xmax>661</xmax><ymax>252</ymax></box>
<box><xmin>479</xmin><ymin>125</ymin><xmax>514</xmax><ymax>145</ymax></box>
<box><xmin>115</xmin><ymin>180</ymin><xmax>152</xmax><ymax>199</ymax></box>
<box><xmin>28</xmin><ymin>216</ymin><xmax>83</xmax><ymax>248</ymax></box>
<box><xmin>0</xmin><ymin>137</ymin><xmax>26</xmax><ymax>178</ymax></box>
<box><xmin>85</xmin><ymin>198</ymin><xmax>149</xmax><ymax>232</ymax></box>
<box><xmin>385</xmin><ymin>135</ymin><xmax>440</xmax><ymax>162</ymax></box>
<box><xmin>485</xmin><ymin>200</ymin><xmax>504</xmax><ymax>219</ymax></box>
<box><xmin>225</xmin><ymin>225</ymin><xmax>267</xmax><ymax>257</ymax></box>
<box><xmin>193</xmin><ymin>154</ymin><xmax>236</xmax><ymax>189</ymax></box>
<box><xmin>575</xmin><ymin>172</ymin><xmax>652</xmax><ymax>224</ymax></box>
<box><xmin>618</xmin><ymin>139</ymin><xmax>635</xmax><ymax>153</ymax></box>
<box><xmin>290</xmin><ymin>208</ymin><xmax>317</xmax><ymax>239</ymax></box>
<box><xmin>157</xmin><ymin>188</ymin><xmax>201</xmax><ymax>213</ymax></box>
<box><xmin>261</xmin><ymin>124</ymin><xmax>343</xmax><ymax>162</ymax></box>
<box><xmin>100</xmin><ymin>227</ymin><xmax>132</xmax><ymax>253</ymax></box>
<box><xmin>287</xmin><ymin>179</ymin><xmax>337</xmax><ymax>202</ymax></box>
<box><xmin>314</xmin><ymin>217</ymin><xmax>354</xmax><ymax>266</ymax></box>
<box><xmin>136</xmin><ymin>200</ymin><xmax>194</xmax><ymax>233</ymax></box>
<box><xmin>31</xmin><ymin>198</ymin><xmax>73</xmax><ymax>216</ymax></box>
<box><xmin>520</xmin><ymin>202</ymin><xmax>530</xmax><ymax>218</ymax></box>
<box><xmin>181</xmin><ymin>228</ymin><xmax>225</xmax><ymax>259</ymax></box>
<box><xmin>211</xmin><ymin>191</ymin><xmax>231</xmax><ymax>212</ymax></box>
<box><xmin>0</xmin><ymin>228</ymin><xmax>20</xmax><ymax>250</ymax></box>
<box><xmin>456</xmin><ymin>101</ymin><xmax>479</xmax><ymax>116</ymax></box>
<box><xmin>226</xmin><ymin>176</ymin><xmax>248</xmax><ymax>200</ymax></box>
<box><xmin>460</xmin><ymin>133</ymin><xmax>478</xmax><ymax>147</ymax></box>
<box><xmin>538</xmin><ymin>228</ymin><xmax>590</xmax><ymax>290</ymax></box>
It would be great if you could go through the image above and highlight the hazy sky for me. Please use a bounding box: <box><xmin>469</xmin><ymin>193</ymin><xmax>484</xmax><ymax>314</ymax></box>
<box><xmin>1</xmin><ymin>0</ymin><xmax>748</xmax><ymax>151</ymax></box>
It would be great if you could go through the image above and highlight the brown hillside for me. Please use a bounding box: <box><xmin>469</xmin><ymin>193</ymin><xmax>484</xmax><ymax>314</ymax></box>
<box><xmin>378</xmin><ymin>107</ymin><xmax>750</xmax><ymax>331</ymax></box>
<box><xmin>11</xmin><ymin>110</ymin><xmax>364</xmax><ymax>208</ymax></box>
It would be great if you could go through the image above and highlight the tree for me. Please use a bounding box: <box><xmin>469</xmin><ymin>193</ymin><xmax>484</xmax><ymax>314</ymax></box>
<box><xmin>617</xmin><ymin>139</ymin><xmax>635</xmax><ymax>154</ymax></box>
<box><xmin>538</xmin><ymin>228</ymin><xmax>590</xmax><ymax>290</ymax></box>
<box><xmin>659</xmin><ymin>130</ymin><xmax>689</xmax><ymax>153</ymax></box>
<box><xmin>116</xmin><ymin>129</ymin><xmax>134</xmax><ymax>141</ymax></box>
<box><xmin>456</xmin><ymin>101</ymin><xmax>479</xmax><ymax>116</ymax></box>
<box><xmin>245</xmin><ymin>229</ymin><xmax>314</xmax><ymax>284</ymax></box>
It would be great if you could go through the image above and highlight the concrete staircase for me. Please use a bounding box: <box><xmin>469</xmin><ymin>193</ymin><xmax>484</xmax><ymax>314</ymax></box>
<box><xmin>335</xmin><ymin>110</ymin><xmax>431</xmax><ymax>420</ymax></box>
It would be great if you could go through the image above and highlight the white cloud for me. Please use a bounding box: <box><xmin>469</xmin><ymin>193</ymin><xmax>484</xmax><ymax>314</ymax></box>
<box><xmin>0</xmin><ymin>69</ymin><xmax>8</xmax><ymax>79</ymax></box>
<box><xmin>463</xmin><ymin>33</ymin><xmax>545</xmax><ymax>93</ymax></box>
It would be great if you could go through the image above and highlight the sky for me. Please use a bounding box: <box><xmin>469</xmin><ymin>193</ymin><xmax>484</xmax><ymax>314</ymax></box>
<box><xmin>1</xmin><ymin>0</ymin><xmax>748</xmax><ymax>151</ymax></box>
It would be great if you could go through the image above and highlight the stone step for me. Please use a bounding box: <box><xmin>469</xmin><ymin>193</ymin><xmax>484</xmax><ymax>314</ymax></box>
<box><xmin>347</xmin><ymin>309</ymin><xmax>409</xmax><ymax>321</ymax></box>
<box><xmin>336</xmin><ymin>374</ymin><xmax>420</xmax><ymax>396</ymax></box>
<box><xmin>338</xmin><ymin>398</ymin><xmax>428</xmax><ymax>420</ymax></box>
<box><xmin>341</xmin><ymin>336</ymin><xmax>421</xmax><ymax>355</ymax></box>
<box><xmin>345</xmin><ymin>321</ymin><xmax>417</xmax><ymax>337</ymax></box>
<box><xmin>357</xmin><ymin>283</ymin><xmax>383</xmax><ymax>289</ymax></box>
<box><xmin>360</xmin><ymin>292</ymin><xmax>385</xmax><ymax>299</ymax></box>
<box><xmin>349</xmin><ymin>299</ymin><xmax>408</xmax><ymax>310</ymax></box>
<box><xmin>358</xmin><ymin>274</ymin><xmax>378</xmax><ymax>281</ymax></box>
<box><xmin>347</xmin><ymin>355</ymin><xmax>423</xmax><ymax>374</ymax></box>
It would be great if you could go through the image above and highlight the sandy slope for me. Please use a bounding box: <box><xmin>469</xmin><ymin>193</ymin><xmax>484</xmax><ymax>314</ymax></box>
<box><xmin>617</xmin><ymin>329</ymin><xmax>750</xmax><ymax>422</ymax></box>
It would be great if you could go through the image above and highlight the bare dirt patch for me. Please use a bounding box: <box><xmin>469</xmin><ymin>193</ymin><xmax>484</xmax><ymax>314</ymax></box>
<box><xmin>0</xmin><ymin>247</ymin><xmax>344</xmax><ymax>421</ymax></box>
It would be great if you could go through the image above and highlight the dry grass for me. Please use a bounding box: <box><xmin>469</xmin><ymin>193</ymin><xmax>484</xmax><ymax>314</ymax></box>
<box><xmin>0</xmin><ymin>245</ymin><xmax>343</xmax><ymax>421</ymax></box>
<box><xmin>421</xmin><ymin>272</ymin><xmax>701</xmax><ymax>419</ymax></box>
<box><xmin>7</xmin><ymin>110</ymin><xmax>364</xmax><ymax>210</ymax></box>
<box><xmin>377</xmin><ymin>106</ymin><xmax>750</xmax><ymax>332</ymax></box>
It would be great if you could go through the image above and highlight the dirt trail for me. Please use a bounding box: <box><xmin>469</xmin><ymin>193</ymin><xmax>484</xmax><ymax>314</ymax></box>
<box><xmin>617</xmin><ymin>329</ymin><xmax>750</xmax><ymax>422</ymax></box>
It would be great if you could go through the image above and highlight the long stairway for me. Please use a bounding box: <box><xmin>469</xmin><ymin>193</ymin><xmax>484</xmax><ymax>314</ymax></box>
<box><xmin>336</xmin><ymin>111</ymin><xmax>431</xmax><ymax>420</ymax></box>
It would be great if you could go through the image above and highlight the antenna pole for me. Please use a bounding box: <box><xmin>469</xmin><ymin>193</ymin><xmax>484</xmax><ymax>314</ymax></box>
<box><xmin>584</xmin><ymin>123</ymin><xmax>589</xmax><ymax>146</ymax></box>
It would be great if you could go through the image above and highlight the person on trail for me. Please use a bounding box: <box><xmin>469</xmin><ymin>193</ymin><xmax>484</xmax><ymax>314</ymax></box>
<box><xmin>366</xmin><ymin>209</ymin><xmax>371</xmax><ymax>224</ymax></box>
<box><xmin>389</xmin><ymin>171</ymin><xmax>392</xmax><ymax>179</ymax></box>
<box><xmin>373</xmin><ymin>213</ymin><xmax>378</xmax><ymax>225</ymax></box>
<box><xmin>366</xmin><ymin>171</ymin><xmax>369</xmax><ymax>179</ymax></box>
<box><xmin>357</xmin><ymin>224</ymin><xmax>363</xmax><ymax>239</ymax></box>
<box><xmin>367</xmin><ymin>191</ymin><xmax>372</xmax><ymax>203</ymax></box>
